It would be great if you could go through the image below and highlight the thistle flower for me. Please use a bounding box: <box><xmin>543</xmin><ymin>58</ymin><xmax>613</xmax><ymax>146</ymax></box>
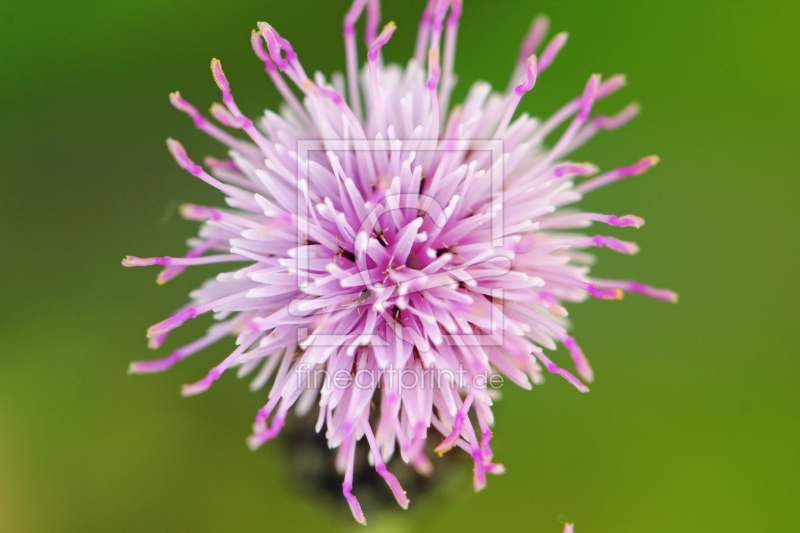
<box><xmin>125</xmin><ymin>0</ymin><xmax>675</xmax><ymax>524</ymax></box>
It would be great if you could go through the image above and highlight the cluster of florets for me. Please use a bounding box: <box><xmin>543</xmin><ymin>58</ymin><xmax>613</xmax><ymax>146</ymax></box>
<box><xmin>124</xmin><ymin>0</ymin><xmax>674</xmax><ymax>524</ymax></box>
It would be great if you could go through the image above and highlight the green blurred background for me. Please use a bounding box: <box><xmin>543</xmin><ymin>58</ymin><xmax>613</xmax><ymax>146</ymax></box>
<box><xmin>1</xmin><ymin>1</ymin><xmax>798</xmax><ymax>531</ymax></box>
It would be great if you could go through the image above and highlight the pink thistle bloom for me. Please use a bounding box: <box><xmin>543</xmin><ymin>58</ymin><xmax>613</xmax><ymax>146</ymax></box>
<box><xmin>125</xmin><ymin>0</ymin><xmax>675</xmax><ymax>524</ymax></box>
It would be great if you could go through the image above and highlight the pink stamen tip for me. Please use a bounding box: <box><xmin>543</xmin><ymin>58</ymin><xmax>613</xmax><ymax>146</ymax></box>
<box><xmin>596</xmin><ymin>74</ymin><xmax>627</xmax><ymax>99</ymax></box>
<box><xmin>550</xmin><ymin>364</ymin><xmax>589</xmax><ymax>392</ymax></box>
<box><xmin>432</xmin><ymin>0</ymin><xmax>450</xmax><ymax>31</ymax></box>
<box><xmin>420</xmin><ymin>0</ymin><xmax>435</xmax><ymax>29</ymax></box>
<box><xmin>169</xmin><ymin>91</ymin><xmax>206</xmax><ymax>127</ymax></box>
<box><xmin>368</xmin><ymin>21</ymin><xmax>397</xmax><ymax>61</ymax></box>
<box><xmin>344</xmin><ymin>10</ymin><xmax>356</xmax><ymax>37</ymax></box>
<box><xmin>156</xmin><ymin>267</ymin><xmax>184</xmax><ymax>285</ymax></box>
<box><xmin>519</xmin><ymin>15</ymin><xmax>549</xmax><ymax>60</ymax></box>
<box><xmin>576</xmin><ymin>155</ymin><xmax>659</xmax><ymax>194</ymax></box>
<box><xmin>563</xmin><ymin>336</ymin><xmax>593</xmax><ymax>382</ymax></box>
<box><xmin>253</xmin><ymin>407</ymin><xmax>270</xmax><ymax>431</ymax></box>
<box><xmin>147</xmin><ymin>332</ymin><xmax>169</xmax><ymax>350</ymax></box>
<box><xmin>181</xmin><ymin>368</ymin><xmax>221</xmax><ymax>397</ymax></box>
<box><xmin>554</xmin><ymin>162</ymin><xmax>599</xmax><ymax>178</ymax></box>
<box><xmin>447</xmin><ymin>0</ymin><xmax>463</xmax><ymax>25</ymax></box>
<box><xmin>166</xmin><ymin>138</ymin><xmax>202</xmax><ymax>176</ymax></box>
<box><xmin>607</xmin><ymin>214</ymin><xmax>645</xmax><ymax>228</ymax></box>
<box><xmin>246</xmin><ymin>416</ymin><xmax>286</xmax><ymax>451</ymax></box>
<box><xmin>128</xmin><ymin>353</ymin><xmax>180</xmax><ymax>374</ymax></box>
<box><xmin>209</xmin><ymin>59</ymin><xmax>232</xmax><ymax>104</ymax></box>
<box><xmin>250</xmin><ymin>29</ymin><xmax>275</xmax><ymax>71</ymax></box>
<box><xmin>577</xmin><ymin>74</ymin><xmax>601</xmax><ymax>121</ymax></box>
<box><xmin>485</xmin><ymin>463</ymin><xmax>506</xmax><ymax>475</ymax></box>
<box><xmin>588</xmin><ymin>285</ymin><xmax>624</xmax><ymax>301</ymax></box>
<box><xmin>376</xmin><ymin>465</ymin><xmax>410</xmax><ymax>509</ymax></box>
<box><xmin>209</xmin><ymin>102</ymin><xmax>240</xmax><ymax>128</ymax></box>
<box><xmin>592</xmin><ymin>102</ymin><xmax>641</xmax><ymax>130</ymax></box>
<box><xmin>365</xmin><ymin>0</ymin><xmax>381</xmax><ymax>45</ymax></box>
<box><xmin>179</xmin><ymin>204</ymin><xmax>221</xmax><ymax>222</ymax></box>
<box><xmin>514</xmin><ymin>55</ymin><xmax>538</xmax><ymax>95</ymax></box>
<box><xmin>434</xmin><ymin>412</ymin><xmax>466</xmax><ymax>456</ymax></box>
<box><xmin>411</xmin><ymin>454</ymin><xmax>434</xmax><ymax>477</ymax></box>
<box><xmin>344</xmin><ymin>0</ymin><xmax>366</xmax><ymax>36</ymax></box>
<box><xmin>471</xmin><ymin>449</ymin><xmax>487</xmax><ymax>492</ymax></box>
<box><xmin>122</xmin><ymin>256</ymin><xmax>159</xmax><ymax>267</ymax></box>
<box><xmin>537</xmin><ymin>32</ymin><xmax>568</xmax><ymax>73</ymax></box>
<box><xmin>623</xmin><ymin>155</ymin><xmax>660</xmax><ymax>176</ymax></box>
<box><xmin>147</xmin><ymin>308</ymin><xmax>198</xmax><ymax>338</ymax></box>
<box><xmin>626</xmin><ymin>282</ymin><xmax>679</xmax><ymax>303</ymax></box>
<box><xmin>537</xmin><ymin>353</ymin><xmax>590</xmax><ymax>393</ymax></box>
<box><xmin>204</xmin><ymin>157</ymin><xmax>239</xmax><ymax>171</ymax></box>
<box><xmin>592</xmin><ymin>235</ymin><xmax>640</xmax><ymax>255</ymax></box>
<box><xmin>258</xmin><ymin>22</ymin><xmax>290</xmax><ymax>71</ymax></box>
<box><xmin>342</xmin><ymin>483</ymin><xmax>367</xmax><ymax>525</ymax></box>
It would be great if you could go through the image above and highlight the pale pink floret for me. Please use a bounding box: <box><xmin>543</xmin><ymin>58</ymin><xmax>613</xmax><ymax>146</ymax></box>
<box><xmin>125</xmin><ymin>0</ymin><xmax>674</xmax><ymax>524</ymax></box>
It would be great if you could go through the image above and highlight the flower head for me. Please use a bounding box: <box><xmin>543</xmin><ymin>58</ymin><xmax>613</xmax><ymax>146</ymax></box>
<box><xmin>125</xmin><ymin>0</ymin><xmax>674</xmax><ymax>524</ymax></box>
